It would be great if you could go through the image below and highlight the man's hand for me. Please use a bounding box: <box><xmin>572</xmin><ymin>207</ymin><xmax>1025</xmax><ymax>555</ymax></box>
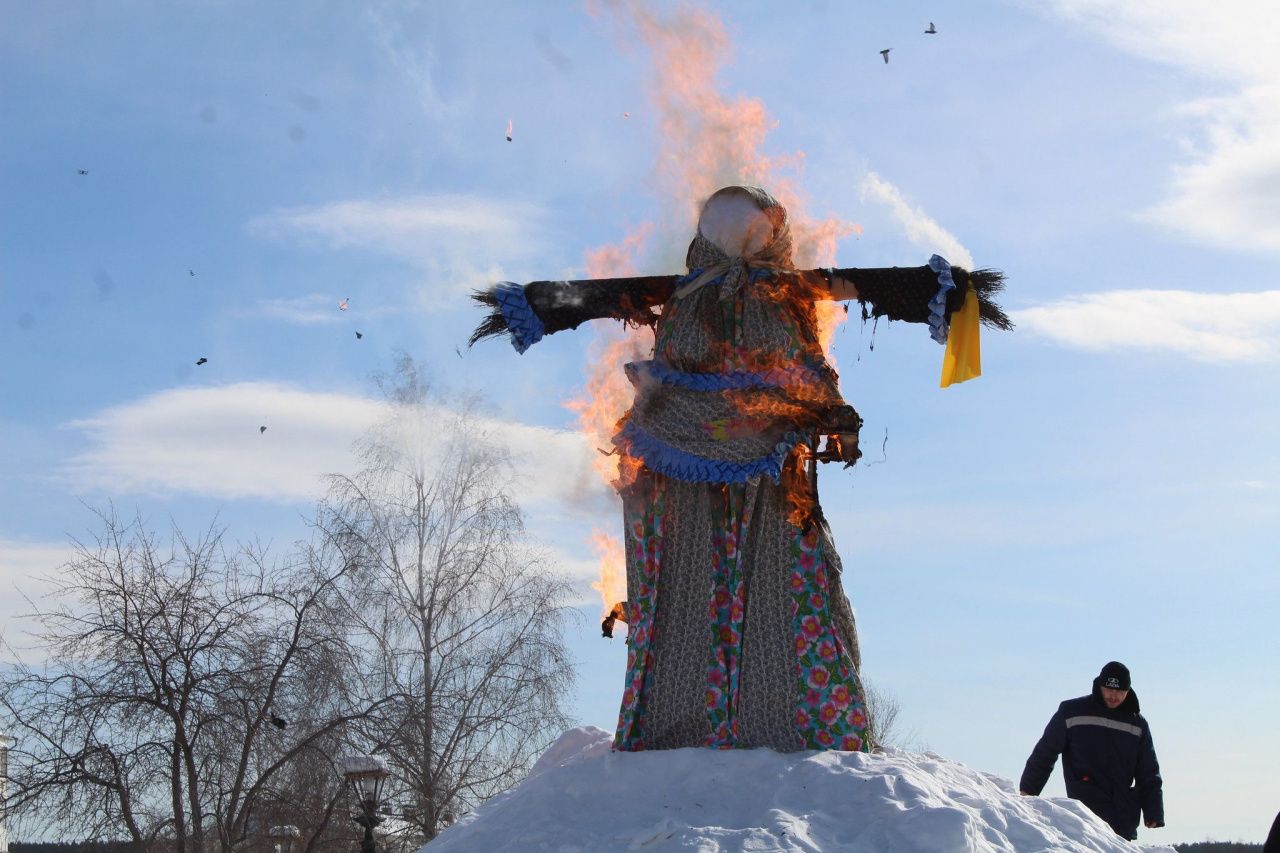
<box><xmin>1018</xmin><ymin>791</ymin><xmax>1032</xmax><ymax>797</ymax></box>
<box><xmin>1145</xmin><ymin>820</ymin><xmax>1164</xmax><ymax>828</ymax></box>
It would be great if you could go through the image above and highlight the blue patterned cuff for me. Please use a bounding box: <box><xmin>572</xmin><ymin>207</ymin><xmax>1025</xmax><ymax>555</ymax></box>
<box><xmin>624</xmin><ymin>359</ymin><xmax>828</xmax><ymax>392</ymax></box>
<box><xmin>927</xmin><ymin>254</ymin><xmax>955</xmax><ymax>345</ymax></box>
<box><xmin>493</xmin><ymin>281</ymin><xmax>545</xmax><ymax>354</ymax></box>
<box><xmin>616</xmin><ymin>421</ymin><xmax>802</xmax><ymax>485</ymax></box>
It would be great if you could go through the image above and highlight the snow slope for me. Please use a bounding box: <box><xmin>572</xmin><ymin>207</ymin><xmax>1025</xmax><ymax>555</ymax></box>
<box><xmin>426</xmin><ymin>727</ymin><xmax>1177</xmax><ymax>852</ymax></box>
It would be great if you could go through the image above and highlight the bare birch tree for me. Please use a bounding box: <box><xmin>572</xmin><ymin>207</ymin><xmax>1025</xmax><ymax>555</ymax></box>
<box><xmin>316</xmin><ymin>358</ymin><xmax>575</xmax><ymax>841</ymax></box>
<box><xmin>863</xmin><ymin>680</ymin><xmax>923</xmax><ymax>751</ymax></box>
<box><xmin>0</xmin><ymin>508</ymin><xmax>382</xmax><ymax>851</ymax></box>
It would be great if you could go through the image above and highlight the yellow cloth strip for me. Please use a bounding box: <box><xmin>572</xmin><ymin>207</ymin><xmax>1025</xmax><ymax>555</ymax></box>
<box><xmin>940</xmin><ymin>289</ymin><xmax>982</xmax><ymax>387</ymax></box>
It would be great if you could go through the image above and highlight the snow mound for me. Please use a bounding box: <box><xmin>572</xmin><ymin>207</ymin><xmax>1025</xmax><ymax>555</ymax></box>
<box><xmin>428</xmin><ymin>728</ymin><xmax>1177</xmax><ymax>852</ymax></box>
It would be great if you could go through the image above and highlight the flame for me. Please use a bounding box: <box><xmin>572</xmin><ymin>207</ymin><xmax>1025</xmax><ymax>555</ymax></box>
<box><xmin>571</xmin><ymin>2</ymin><xmax>865</xmax><ymax>604</ymax></box>
<box><xmin>561</xmin><ymin>221</ymin><xmax>654</xmax><ymax>490</ymax></box>
<box><xmin>589</xmin><ymin>530</ymin><xmax>627</xmax><ymax>616</ymax></box>
<box><xmin>583</xmin><ymin>223</ymin><xmax>654</xmax><ymax>280</ymax></box>
<box><xmin>591</xmin><ymin>0</ymin><xmax>860</xmax><ymax>356</ymax></box>
<box><xmin>564</xmin><ymin>332</ymin><xmax>648</xmax><ymax>488</ymax></box>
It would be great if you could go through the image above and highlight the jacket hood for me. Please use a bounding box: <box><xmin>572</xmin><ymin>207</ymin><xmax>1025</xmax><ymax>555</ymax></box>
<box><xmin>1092</xmin><ymin>677</ymin><xmax>1140</xmax><ymax>713</ymax></box>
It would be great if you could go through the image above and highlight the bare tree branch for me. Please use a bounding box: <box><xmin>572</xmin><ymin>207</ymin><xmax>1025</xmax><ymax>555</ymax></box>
<box><xmin>315</xmin><ymin>359</ymin><xmax>577</xmax><ymax>841</ymax></box>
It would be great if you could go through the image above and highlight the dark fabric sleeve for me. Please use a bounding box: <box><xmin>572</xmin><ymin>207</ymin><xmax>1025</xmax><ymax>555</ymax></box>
<box><xmin>1263</xmin><ymin>809</ymin><xmax>1280</xmax><ymax>853</ymax></box>
<box><xmin>1020</xmin><ymin>705</ymin><xmax>1068</xmax><ymax>795</ymax></box>
<box><xmin>1136</xmin><ymin>724</ymin><xmax>1165</xmax><ymax>825</ymax></box>
<box><xmin>829</xmin><ymin>265</ymin><xmax>1012</xmax><ymax>331</ymax></box>
<box><xmin>469</xmin><ymin>275</ymin><xmax>678</xmax><ymax>348</ymax></box>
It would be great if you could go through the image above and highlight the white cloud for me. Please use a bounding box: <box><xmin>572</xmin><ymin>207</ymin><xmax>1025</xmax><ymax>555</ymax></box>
<box><xmin>858</xmin><ymin>172</ymin><xmax>975</xmax><ymax>270</ymax></box>
<box><xmin>1016</xmin><ymin>289</ymin><xmax>1280</xmax><ymax>362</ymax></box>
<box><xmin>0</xmin><ymin>539</ymin><xmax>73</xmax><ymax>643</ymax></box>
<box><xmin>248</xmin><ymin>195</ymin><xmax>549</xmax><ymax>269</ymax></box>
<box><xmin>60</xmin><ymin>382</ymin><xmax>610</xmax><ymax>509</ymax></box>
<box><xmin>40</xmin><ymin>384</ymin><xmax>615</xmax><ymax>645</ymax></box>
<box><xmin>1142</xmin><ymin>84</ymin><xmax>1280</xmax><ymax>251</ymax></box>
<box><xmin>1040</xmin><ymin>1</ymin><xmax>1280</xmax><ymax>251</ymax></box>
<box><xmin>62</xmin><ymin>382</ymin><xmax>382</xmax><ymax>502</ymax></box>
<box><xmin>1042</xmin><ymin>1</ymin><xmax>1279</xmax><ymax>81</ymax></box>
<box><xmin>247</xmin><ymin>195</ymin><xmax>551</xmax><ymax>307</ymax></box>
<box><xmin>502</xmin><ymin>422</ymin><xmax>613</xmax><ymax>515</ymax></box>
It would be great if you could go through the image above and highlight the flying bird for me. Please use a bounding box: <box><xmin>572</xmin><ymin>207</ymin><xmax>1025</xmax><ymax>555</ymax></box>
<box><xmin>880</xmin><ymin>49</ymin><xmax>891</xmax><ymax>63</ymax></box>
<box><xmin>338</xmin><ymin>297</ymin><xmax>349</xmax><ymax>311</ymax></box>
<box><xmin>925</xmin><ymin>22</ymin><xmax>937</xmax><ymax>34</ymax></box>
<box><xmin>195</xmin><ymin>357</ymin><xmax>208</xmax><ymax>365</ymax></box>
<box><xmin>259</xmin><ymin>426</ymin><xmax>267</xmax><ymax>434</ymax></box>
<box><xmin>77</xmin><ymin>169</ymin><xmax>89</xmax><ymax>176</ymax></box>
<box><xmin>506</xmin><ymin>119</ymin><xmax>513</xmax><ymax>142</ymax></box>
<box><xmin>270</xmin><ymin>714</ymin><xmax>287</xmax><ymax>730</ymax></box>
<box><xmin>355</xmin><ymin>331</ymin><xmax>363</xmax><ymax>340</ymax></box>
<box><xmin>188</xmin><ymin>269</ymin><xmax>195</xmax><ymax>277</ymax></box>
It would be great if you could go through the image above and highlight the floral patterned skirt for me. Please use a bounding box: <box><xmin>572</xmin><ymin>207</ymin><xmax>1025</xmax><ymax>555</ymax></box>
<box><xmin>613</xmin><ymin>467</ymin><xmax>869</xmax><ymax>752</ymax></box>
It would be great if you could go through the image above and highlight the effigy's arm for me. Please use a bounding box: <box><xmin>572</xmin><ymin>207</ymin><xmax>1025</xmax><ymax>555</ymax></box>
<box><xmin>818</xmin><ymin>255</ymin><xmax>1011</xmax><ymax>386</ymax></box>
<box><xmin>822</xmin><ymin>259</ymin><xmax>1011</xmax><ymax>332</ymax></box>
<box><xmin>468</xmin><ymin>275</ymin><xmax>679</xmax><ymax>353</ymax></box>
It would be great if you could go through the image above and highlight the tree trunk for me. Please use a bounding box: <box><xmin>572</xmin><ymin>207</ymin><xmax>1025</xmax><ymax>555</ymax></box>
<box><xmin>182</xmin><ymin>738</ymin><xmax>204</xmax><ymax>853</ymax></box>
<box><xmin>171</xmin><ymin>742</ymin><xmax>188</xmax><ymax>853</ymax></box>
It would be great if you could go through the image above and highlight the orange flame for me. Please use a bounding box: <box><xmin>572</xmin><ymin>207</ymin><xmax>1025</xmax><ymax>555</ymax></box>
<box><xmin>572</xmin><ymin>2</ymin><xmax>864</xmax><ymax>604</ymax></box>
<box><xmin>589</xmin><ymin>530</ymin><xmax>627</xmax><ymax>617</ymax></box>
<box><xmin>564</xmin><ymin>332</ymin><xmax>648</xmax><ymax>488</ymax></box>
<box><xmin>563</xmin><ymin>225</ymin><xmax>653</xmax><ymax>490</ymax></box>
<box><xmin>594</xmin><ymin>1</ymin><xmax>860</xmax><ymax>355</ymax></box>
<box><xmin>583</xmin><ymin>223</ymin><xmax>654</xmax><ymax>281</ymax></box>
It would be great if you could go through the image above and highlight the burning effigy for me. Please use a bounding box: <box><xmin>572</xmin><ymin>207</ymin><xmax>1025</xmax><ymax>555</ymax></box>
<box><xmin>471</xmin><ymin>185</ymin><xmax>1009</xmax><ymax>753</ymax></box>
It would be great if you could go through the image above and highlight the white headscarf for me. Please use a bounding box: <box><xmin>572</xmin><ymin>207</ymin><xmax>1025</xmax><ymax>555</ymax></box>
<box><xmin>676</xmin><ymin>186</ymin><xmax>795</xmax><ymax>299</ymax></box>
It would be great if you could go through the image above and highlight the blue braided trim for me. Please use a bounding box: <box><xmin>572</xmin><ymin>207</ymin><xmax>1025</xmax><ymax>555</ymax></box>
<box><xmin>615</xmin><ymin>420</ymin><xmax>802</xmax><ymax>485</ymax></box>
<box><xmin>493</xmin><ymin>281</ymin><xmax>545</xmax><ymax>354</ymax></box>
<box><xmin>927</xmin><ymin>255</ymin><xmax>954</xmax><ymax>345</ymax></box>
<box><xmin>625</xmin><ymin>359</ymin><xmax>827</xmax><ymax>392</ymax></box>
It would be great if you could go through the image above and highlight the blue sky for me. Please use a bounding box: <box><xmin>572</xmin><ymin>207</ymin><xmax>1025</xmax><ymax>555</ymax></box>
<box><xmin>2</xmin><ymin>0</ymin><xmax>1278</xmax><ymax>844</ymax></box>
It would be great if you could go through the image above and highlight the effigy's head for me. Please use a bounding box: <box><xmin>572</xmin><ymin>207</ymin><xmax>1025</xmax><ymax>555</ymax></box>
<box><xmin>687</xmin><ymin>186</ymin><xmax>794</xmax><ymax>271</ymax></box>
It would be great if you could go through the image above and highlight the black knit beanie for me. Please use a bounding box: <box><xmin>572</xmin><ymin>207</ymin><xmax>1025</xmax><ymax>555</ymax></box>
<box><xmin>1098</xmin><ymin>661</ymin><xmax>1131</xmax><ymax>691</ymax></box>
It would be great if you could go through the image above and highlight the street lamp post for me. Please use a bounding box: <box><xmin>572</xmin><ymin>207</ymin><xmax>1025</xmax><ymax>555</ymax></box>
<box><xmin>341</xmin><ymin>755</ymin><xmax>389</xmax><ymax>853</ymax></box>
<box><xmin>268</xmin><ymin>824</ymin><xmax>299</xmax><ymax>853</ymax></box>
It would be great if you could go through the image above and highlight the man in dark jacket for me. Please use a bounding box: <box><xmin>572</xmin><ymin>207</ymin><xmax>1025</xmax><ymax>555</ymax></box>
<box><xmin>1019</xmin><ymin>661</ymin><xmax>1165</xmax><ymax>841</ymax></box>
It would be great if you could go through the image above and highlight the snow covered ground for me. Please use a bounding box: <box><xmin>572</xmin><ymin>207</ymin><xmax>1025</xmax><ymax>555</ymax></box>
<box><xmin>426</xmin><ymin>727</ymin><xmax>1178</xmax><ymax>852</ymax></box>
